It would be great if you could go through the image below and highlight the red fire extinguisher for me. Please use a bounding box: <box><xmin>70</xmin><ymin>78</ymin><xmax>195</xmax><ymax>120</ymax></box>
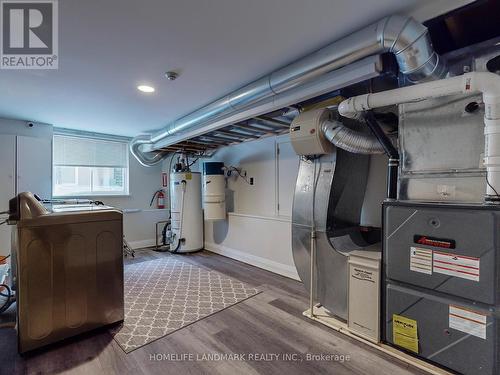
<box><xmin>150</xmin><ymin>189</ymin><xmax>166</xmax><ymax>209</ymax></box>
<box><xmin>157</xmin><ymin>190</ymin><xmax>165</xmax><ymax>209</ymax></box>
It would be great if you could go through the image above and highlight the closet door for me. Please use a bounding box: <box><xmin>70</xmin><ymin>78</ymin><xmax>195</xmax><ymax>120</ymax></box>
<box><xmin>0</xmin><ymin>135</ymin><xmax>16</xmax><ymax>256</ymax></box>
<box><xmin>16</xmin><ymin>136</ymin><xmax>52</xmax><ymax>199</ymax></box>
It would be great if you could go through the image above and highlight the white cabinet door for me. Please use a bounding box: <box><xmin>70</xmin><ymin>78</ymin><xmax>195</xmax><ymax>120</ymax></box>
<box><xmin>0</xmin><ymin>135</ymin><xmax>16</xmax><ymax>256</ymax></box>
<box><xmin>17</xmin><ymin>136</ymin><xmax>52</xmax><ymax>199</ymax></box>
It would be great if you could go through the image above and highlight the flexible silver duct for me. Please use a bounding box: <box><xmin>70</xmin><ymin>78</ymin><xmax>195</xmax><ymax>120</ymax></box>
<box><xmin>131</xmin><ymin>15</ymin><xmax>446</xmax><ymax>166</ymax></box>
<box><xmin>322</xmin><ymin>120</ymin><xmax>386</xmax><ymax>154</ymax></box>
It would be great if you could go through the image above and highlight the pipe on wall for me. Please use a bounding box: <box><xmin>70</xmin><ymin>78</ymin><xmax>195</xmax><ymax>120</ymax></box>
<box><xmin>363</xmin><ymin>111</ymin><xmax>399</xmax><ymax>200</ymax></box>
<box><xmin>131</xmin><ymin>15</ymin><xmax>447</xmax><ymax>166</ymax></box>
<box><xmin>338</xmin><ymin>72</ymin><xmax>500</xmax><ymax>202</ymax></box>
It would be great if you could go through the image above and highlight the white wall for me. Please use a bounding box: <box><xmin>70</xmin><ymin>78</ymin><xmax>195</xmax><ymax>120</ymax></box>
<box><xmin>0</xmin><ymin>118</ymin><xmax>53</xmax><ymax>138</ymax></box>
<box><xmin>197</xmin><ymin>134</ymin><xmax>300</xmax><ymax>279</ymax></box>
<box><xmin>199</xmin><ymin>133</ymin><xmax>387</xmax><ymax>280</ymax></box>
<box><xmin>0</xmin><ymin>118</ymin><xmax>167</xmax><ymax>250</ymax></box>
<box><xmin>97</xmin><ymin>154</ymin><xmax>168</xmax><ymax>249</ymax></box>
<box><xmin>205</xmin><ymin>214</ymin><xmax>298</xmax><ymax>279</ymax></box>
<box><xmin>0</xmin><ymin>119</ymin><xmax>54</xmax><ymax>256</ymax></box>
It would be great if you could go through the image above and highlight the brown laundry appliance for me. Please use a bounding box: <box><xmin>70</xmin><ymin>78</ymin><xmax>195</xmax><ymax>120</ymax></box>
<box><xmin>8</xmin><ymin>192</ymin><xmax>124</xmax><ymax>353</ymax></box>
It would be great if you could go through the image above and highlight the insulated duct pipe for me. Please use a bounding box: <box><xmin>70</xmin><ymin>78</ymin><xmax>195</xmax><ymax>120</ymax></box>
<box><xmin>131</xmin><ymin>15</ymin><xmax>447</xmax><ymax>166</ymax></box>
<box><xmin>338</xmin><ymin>72</ymin><xmax>500</xmax><ymax>202</ymax></box>
<box><xmin>130</xmin><ymin>134</ymin><xmax>165</xmax><ymax>166</ymax></box>
<box><xmin>321</xmin><ymin>113</ymin><xmax>398</xmax><ymax>197</ymax></box>
<box><xmin>322</xmin><ymin>120</ymin><xmax>387</xmax><ymax>155</ymax></box>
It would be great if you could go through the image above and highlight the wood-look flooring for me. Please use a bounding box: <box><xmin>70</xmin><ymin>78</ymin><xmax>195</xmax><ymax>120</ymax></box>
<box><xmin>0</xmin><ymin>249</ymin><xmax>425</xmax><ymax>375</ymax></box>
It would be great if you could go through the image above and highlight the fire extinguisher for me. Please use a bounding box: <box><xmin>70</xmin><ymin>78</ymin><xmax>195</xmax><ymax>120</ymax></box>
<box><xmin>157</xmin><ymin>190</ymin><xmax>165</xmax><ymax>209</ymax></box>
<box><xmin>150</xmin><ymin>189</ymin><xmax>166</xmax><ymax>209</ymax></box>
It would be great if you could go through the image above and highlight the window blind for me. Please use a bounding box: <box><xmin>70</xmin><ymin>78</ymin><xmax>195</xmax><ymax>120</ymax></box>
<box><xmin>53</xmin><ymin>135</ymin><xmax>128</xmax><ymax>168</ymax></box>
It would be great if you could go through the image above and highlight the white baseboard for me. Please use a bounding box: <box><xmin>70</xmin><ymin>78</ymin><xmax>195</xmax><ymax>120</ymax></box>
<box><xmin>127</xmin><ymin>239</ymin><xmax>156</xmax><ymax>250</ymax></box>
<box><xmin>204</xmin><ymin>242</ymin><xmax>300</xmax><ymax>281</ymax></box>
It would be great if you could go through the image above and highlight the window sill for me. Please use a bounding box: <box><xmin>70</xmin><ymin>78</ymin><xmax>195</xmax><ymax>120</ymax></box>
<box><xmin>53</xmin><ymin>194</ymin><xmax>131</xmax><ymax>199</ymax></box>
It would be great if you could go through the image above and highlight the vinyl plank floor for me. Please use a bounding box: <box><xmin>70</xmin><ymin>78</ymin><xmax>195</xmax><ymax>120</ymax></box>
<box><xmin>0</xmin><ymin>249</ymin><xmax>426</xmax><ymax>375</ymax></box>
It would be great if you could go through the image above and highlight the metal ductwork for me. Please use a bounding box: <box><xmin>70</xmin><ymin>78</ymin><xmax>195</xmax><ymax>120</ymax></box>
<box><xmin>131</xmin><ymin>15</ymin><xmax>447</xmax><ymax>166</ymax></box>
<box><xmin>322</xmin><ymin>120</ymin><xmax>387</xmax><ymax>155</ymax></box>
<box><xmin>130</xmin><ymin>134</ymin><xmax>166</xmax><ymax>166</ymax></box>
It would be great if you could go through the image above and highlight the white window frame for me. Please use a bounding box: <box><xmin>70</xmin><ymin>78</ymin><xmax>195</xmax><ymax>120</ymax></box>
<box><xmin>52</xmin><ymin>134</ymin><xmax>130</xmax><ymax>198</ymax></box>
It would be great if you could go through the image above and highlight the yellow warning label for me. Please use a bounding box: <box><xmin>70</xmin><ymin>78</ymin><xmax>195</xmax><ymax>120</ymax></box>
<box><xmin>185</xmin><ymin>173</ymin><xmax>192</xmax><ymax>180</ymax></box>
<box><xmin>393</xmin><ymin>314</ymin><xmax>419</xmax><ymax>353</ymax></box>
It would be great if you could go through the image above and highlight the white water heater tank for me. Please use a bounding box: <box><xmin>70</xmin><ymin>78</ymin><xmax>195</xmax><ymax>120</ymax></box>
<box><xmin>170</xmin><ymin>171</ymin><xmax>203</xmax><ymax>253</ymax></box>
<box><xmin>202</xmin><ymin>162</ymin><xmax>226</xmax><ymax>220</ymax></box>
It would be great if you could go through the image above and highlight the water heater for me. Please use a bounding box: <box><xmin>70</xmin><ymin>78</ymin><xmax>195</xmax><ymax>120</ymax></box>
<box><xmin>202</xmin><ymin>162</ymin><xmax>226</xmax><ymax>221</ymax></box>
<box><xmin>169</xmin><ymin>171</ymin><xmax>203</xmax><ymax>253</ymax></box>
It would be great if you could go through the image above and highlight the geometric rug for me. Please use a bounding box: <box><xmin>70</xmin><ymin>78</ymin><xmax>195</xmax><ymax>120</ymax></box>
<box><xmin>110</xmin><ymin>256</ymin><xmax>260</xmax><ymax>353</ymax></box>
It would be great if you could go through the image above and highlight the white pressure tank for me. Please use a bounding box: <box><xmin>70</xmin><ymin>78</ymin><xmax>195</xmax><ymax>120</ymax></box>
<box><xmin>169</xmin><ymin>171</ymin><xmax>203</xmax><ymax>253</ymax></box>
<box><xmin>202</xmin><ymin>162</ymin><xmax>226</xmax><ymax>220</ymax></box>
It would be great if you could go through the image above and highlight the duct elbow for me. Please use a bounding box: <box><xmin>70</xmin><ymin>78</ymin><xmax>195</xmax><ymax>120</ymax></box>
<box><xmin>466</xmin><ymin>72</ymin><xmax>500</xmax><ymax>117</ymax></box>
<box><xmin>322</xmin><ymin>120</ymin><xmax>386</xmax><ymax>155</ymax></box>
<box><xmin>130</xmin><ymin>135</ymin><xmax>165</xmax><ymax>167</ymax></box>
<box><xmin>380</xmin><ymin>15</ymin><xmax>447</xmax><ymax>83</ymax></box>
<box><xmin>338</xmin><ymin>95</ymin><xmax>370</xmax><ymax>119</ymax></box>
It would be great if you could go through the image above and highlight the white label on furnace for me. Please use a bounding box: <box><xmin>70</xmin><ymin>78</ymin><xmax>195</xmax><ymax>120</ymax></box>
<box><xmin>410</xmin><ymin>247</ymin><xmax>433</xmax><ymax>275</ymax></box>
<box><xmin>433</xmin><ymin>251</ymin><xmax>480</xmax><ymax>282</ymax></box>
<box><xmin>449</xmin><ymin>305</ymin><xmax>487</xmax><ymax>339</ymax></box>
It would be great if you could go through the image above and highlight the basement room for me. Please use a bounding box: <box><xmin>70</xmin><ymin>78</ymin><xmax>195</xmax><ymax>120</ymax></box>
<box><xmin>0</xmin><ymin>0</ymin><xmax>499</xmax><ymax>374</ymax></box>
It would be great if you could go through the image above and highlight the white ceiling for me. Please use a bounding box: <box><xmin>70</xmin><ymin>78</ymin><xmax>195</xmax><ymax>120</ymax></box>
<box><xmin>0</xmin><ymin>0</ymin><xmax>470</xmax><ymax>136</ymax></box>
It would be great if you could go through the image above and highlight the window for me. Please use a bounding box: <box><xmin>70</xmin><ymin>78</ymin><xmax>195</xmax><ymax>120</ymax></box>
<box><xmin>53</xmin><ymin>135</ymin><xmax>129</xmax><ymax>197</ymax></box>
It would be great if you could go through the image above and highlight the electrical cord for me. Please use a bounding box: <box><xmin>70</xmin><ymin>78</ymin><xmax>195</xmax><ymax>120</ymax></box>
<box><xmin>168</xmin><ymin>150</ymin><xmax>205</xmax><ymax>173</ymax></box>
<box><xmin>0</xmin><ymin>284</ymin><xmax>12</xmax><ymax>314</ymax></box>
<box><xmin>486</xmin><ymin>175</ymin><xmax>500</xmax><ymax>197</ymax></box>
<box><xmin>171</xmin><ymin>180</ymin><xmax>187</xmax><ymax>253</ymax></box>
<box><xmin>167</xmin><ymin>151</ymin><xmax>182</xmax><ymax>174</ymax></box>
<box><xmin>226</xmin><ymin>166</ymin><xmax>251</xmax><ymax>184</ymax></box>
<box><xmin>0</xmin><ymin>255</ymin><xmax>11</xmax><ymax>298</ymax></box>
<box><xmin>188</xmin><ymin>151</ymin><xmax>205</xmax><ymax>168</ymax></box>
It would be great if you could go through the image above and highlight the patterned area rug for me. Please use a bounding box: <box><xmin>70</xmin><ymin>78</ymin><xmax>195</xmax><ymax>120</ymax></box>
<box><xmin>110</xmin><ymin>256</ymin><xmax>260</xmax><ymax>353</ymax></box>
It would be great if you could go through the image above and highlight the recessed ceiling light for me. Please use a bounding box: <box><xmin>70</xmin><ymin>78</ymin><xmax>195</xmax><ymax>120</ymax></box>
<box><xmin>137</xmin><ymin>85</ymin><xmax>155</xmax><ymax>93</ymax></box>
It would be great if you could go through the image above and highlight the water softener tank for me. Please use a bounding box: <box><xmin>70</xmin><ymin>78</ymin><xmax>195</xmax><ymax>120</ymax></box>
<box><xmin>170</xmin><ymin>171</ymin><xmax>203</xmax><ymax>253</ymax></box>
<box><xmin>202</xmin><ymin>162</ymin><xmax>226</xmax><ymax>221</ymax></box>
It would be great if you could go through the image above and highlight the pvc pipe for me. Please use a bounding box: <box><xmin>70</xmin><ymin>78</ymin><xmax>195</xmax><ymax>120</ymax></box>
<box><xmin>338</xmin><ymin>72</ymin><xmax>500</xmax><ymax>201</ymax></box>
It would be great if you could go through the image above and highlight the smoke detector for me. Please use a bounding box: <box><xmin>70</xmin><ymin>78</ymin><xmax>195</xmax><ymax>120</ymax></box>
<box><xmin>165</xmin><ymin>71</ymin><xmax>179</xmax><ymax>81</ymax></box>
